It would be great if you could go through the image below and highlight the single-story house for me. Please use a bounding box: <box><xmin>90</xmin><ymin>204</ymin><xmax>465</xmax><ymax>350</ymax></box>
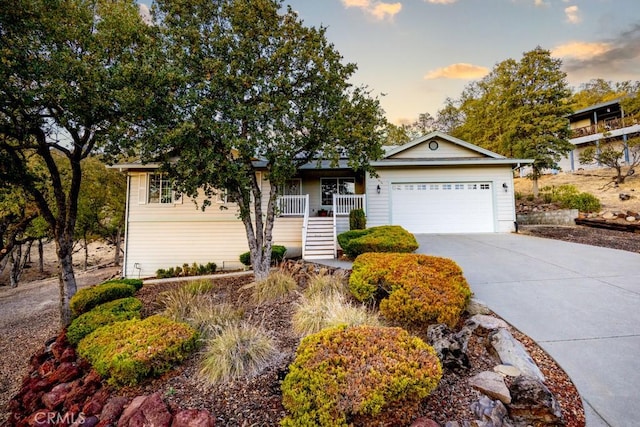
<box><xmin>113</xmin><ymin>131</ymin><xmax>531</xmax><ymax>278</ymax></box>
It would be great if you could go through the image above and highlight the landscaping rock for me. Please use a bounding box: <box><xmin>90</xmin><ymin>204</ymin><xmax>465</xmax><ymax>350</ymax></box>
<box><xmin>626</xmin><ymin>216</ymin><xmax>636</xmax><ymax>222</ymax></box>
<box><xmin>171</xmin><ymin>409</ymin><xmax>216</xmax><ymax>427</ymax></box>
<box><xmin>508</xmin><ymin>376</ymin><xmax>563</xmax><ymax>425</ymax></box>
<box><xmin>465</xmin><ymin>314</ymin><xmax>509</xmax><ymax>337</ymax></box>
<box><xmin>426</xmin><ymin>323</ymin><xmax>470</xmax><ymax>371</ymax></box>
<box><xmin>410</xmin><ymin>417</ymin><xmax>441</xmax><ymax>427</ymax></box>
<box><xmin>117</xmin><ymin>393</ymin><xmax>172</xmax><ymax>427</ymax></box>
<box><xmin>99</xmin><ymin>396</ymin><xmax>129</xmax><ymax>425</ymax></box>
<box><xmin>42</xmin><ymin>382</ymin><xmax>71</xmax><ymax>410</ymax></box>
<box><xmin>470</xmin><ymin>396</ymin><xmax>511</xmax><ymax>427</ymax></box>
<box><xmin>489</xmin><ymin>328</ymin><xmax>545</xmax><ymax>382</ymax></box>
<box><xmin>466</xmin><ymin>298</ymin><xmax>491</xmax><ymax>315</ymax></box>
<box><xmin>469</xmin><ymin>371</ymin><xmax>511</xmax><ymax>404</ymax></box>
<box><xmin>602</xmin><ymin>211</ymin><xmax>616</xmax><ymax>220</ymax></box>
<box><xmin>493</xmin><ymin>364</ymin><xmax>521</xmax><ymax>377</ymax></box>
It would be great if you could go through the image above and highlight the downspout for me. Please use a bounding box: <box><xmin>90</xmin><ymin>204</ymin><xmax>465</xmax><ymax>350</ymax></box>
<box><xmin>122</xmin><ymin>173</ymin><xmax>131</xmax><ymax>278</ymax></box>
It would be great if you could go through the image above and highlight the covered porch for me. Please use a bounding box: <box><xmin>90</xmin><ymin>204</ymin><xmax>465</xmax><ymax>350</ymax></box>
<box><xmin>276</xmin><ymin>193</ymin><xmax>366</xmax><ymax>260</ymax></box>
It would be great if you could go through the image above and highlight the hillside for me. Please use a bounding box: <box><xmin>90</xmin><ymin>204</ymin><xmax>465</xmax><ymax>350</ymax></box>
<box><xmin>514</xmin><ymin>167</ymin><xmax>640</xmax><ymax>214</ymax></box>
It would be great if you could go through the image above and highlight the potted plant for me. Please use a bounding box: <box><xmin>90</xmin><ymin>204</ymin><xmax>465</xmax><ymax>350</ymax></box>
<box><xmin>318</xmin><ymin>208</ymin><xmax>328</xmax><ymax>217</ymax></box>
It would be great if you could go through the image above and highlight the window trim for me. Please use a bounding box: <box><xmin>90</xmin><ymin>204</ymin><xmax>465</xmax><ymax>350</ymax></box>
<box><xmin>320</xmin><ymin>177</ymin><xmax>356</xmax><ymax>206</ymax></box>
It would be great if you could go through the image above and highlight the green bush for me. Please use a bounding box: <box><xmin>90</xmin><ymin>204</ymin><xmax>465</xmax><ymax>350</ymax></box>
<box><xmin>67</xmin><ymin>297</ymin><xmax>142</xmax><ymax>345</ymax></box>
<box><xmin>156</xmin><ymin>262</ymin><xmax>216</xmax><ymax>279</ymax></box>
<box><xmin>349</xmin><ymin>208</ymin><xmax>366</xmax><ymax>230</ymax></box>
<box><xmin>77</xmin><ymin>315</ymin><xmax>198</xmax><ymax>387</ymax></box>
<box><xmin>349</xmin><ymin>253</ymin><xmax>471</xmax><ymax>328</ymax></box>
<box><xmin>199</xmin><ymin>322</ymin><xmax>278</xmax><ymax>385</ymax></box>
<box><xmin>102</xmin><ymin>278</ymin><xmax>144</xmax><ymax>291</ymax></box>
<box><xmin>239</xmin><ymin>245</ymin><xmax>287</xmax><ymax>267</ymax></box>
<box><xmin>70</xmin><ymin>282</ymin><xmax>137</xmax><ymax>319</ymax></box>
<box><xmin>281</xmin><ymin>325</ymin><xmax>442</xmax><ymax>427</ymax></box>
<box><xmin>540</xmin><ymin>184</ymin><xmax>601</xmax><ymax>212</ymax></box>
<box><xmin>337</xmin><ymin>225</ymin><xmax>418</xmax><ymax>259</ymax></box>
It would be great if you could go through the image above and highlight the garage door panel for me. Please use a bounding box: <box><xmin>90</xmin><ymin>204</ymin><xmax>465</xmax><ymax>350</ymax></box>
<box><xmin>391</xmin><ymin>182</ymin><xmax>494</xmax><ymax>233</ymax></box>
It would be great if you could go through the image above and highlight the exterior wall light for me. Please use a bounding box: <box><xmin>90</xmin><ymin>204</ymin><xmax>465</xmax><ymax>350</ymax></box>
<box><xmin>377</xmin><ymin>184</ymin><xmax>381</xmax><ymax>194</ymax></box>
<box><xmin>502</xmin><ymin>182</ymin><xmax>508</xmax><ymax>192</ymax></box>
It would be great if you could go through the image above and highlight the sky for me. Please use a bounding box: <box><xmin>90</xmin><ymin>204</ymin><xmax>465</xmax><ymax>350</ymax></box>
<box><xmin>137</xmin><ymin>0</ymin><xmax>640</xmax><ymax>125</ymax></box>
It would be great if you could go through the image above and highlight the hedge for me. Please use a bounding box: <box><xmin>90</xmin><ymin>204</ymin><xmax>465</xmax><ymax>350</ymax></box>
<box><xmin>77</xmin><ymin>315</ymin><xmax>198</xmax><ymax>387</ymax></box>
<box><xmin>281</xmin><ymin>325</ymin><xmax>442</xmax><ymax>426</ymax></box>
<box><xmin>70</xmin><ymin>282</ymin><xmax>137</xmax><ymax>319</ymax></box>
<box><xmin>67</xmin><ymin>297</ymin><xmax>142</xmax><ymax>345</ymax></box>
<box><xmin>337</xmin><ymin>225</ymin><xmax>418</xmax><ymax>259</ymax></box>
<box><xmin>239</xmin><ymin>245</ymin><xmax>287</xmax><ymax>267</ymax></box>
<box><xmin>349</xmin><ymin>253</ymin><xmax>472</xmax><ymax>328</ymax></box>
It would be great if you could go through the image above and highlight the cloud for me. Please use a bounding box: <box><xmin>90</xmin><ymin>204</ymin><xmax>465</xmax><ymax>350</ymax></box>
<box><xmin>553</xmin><ymin>24</ymin><xmax>640</xmax><ymax>78</ymax></box>
<box><xmin>341</xmin><ymin>0</ymin><xmax>402</xmax><ymax>20</ymax></box>
<box><xmin>534</xmin><ymin>0</ymin><xmax>549</xmax><ymax>7</ymax></box>
<box><xmin>138</xmin><ymin>3</ymin><xmax>152</xmax><ymax>25</ymax></box>
<box><xmin>564</xmin><ymin>5</ymin><xmax>581</xmax><ymax>24</ymax></box>
<box><xmin>424</xmin><ymin>0</ymin><xmax>458</xmax><ymax>4</ymax></box>
<box><xmin>424</xmin><ymin>63</ymin><xmax>489</xmax><ymax>80</ymax></box>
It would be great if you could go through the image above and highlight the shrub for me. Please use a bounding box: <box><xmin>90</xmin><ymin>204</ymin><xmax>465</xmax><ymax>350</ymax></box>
<box><xmin>247</xmin><ymin>270</ymin><xmax>298</xmax><ymax>304</ymax></box>
<box><xmin>199</xmin><ymin>322</ymin><xmax>278</xmax><ymax>385</ymax></box>
<box><xmin>70</xmin><ymin>282</ymin><xmax>137</xmax><ymax>319</ymax></box>
<box><xmin>156</xmin><ymin>262</ymin><xmax>216</xmax><ymax>279</ymax></box>
<box><xmin>67</xmin><ymin>297</ymin><xmax>142</xmax><ymax>345</ymax></box>
<box><xmin>292</xmin><ymin>291</ymin><xmax>381</xmax><ymax>336</ymax></box>
<box><xmin>281</xmin><ymin>325</ymin><xmax>442</xmax><ymax>427</ymax></box>
<box><xmin>540</xmin><ymin>184</ymin><xmax>601</xmax><ymax>212</ymax></box>
<box><xmin>161</xmin><ymin>281</ymin><xmax>242</xmax><ymax>337</ymax></box>
<box><xmin>349</xmin><ymin>208</ymin><xmax>366</xmax><ymax>230</ymax></box>
<box><xmin>239</xmin><ymin>245</ymin><xmax>287</xmax><ymax>267</ymax></box>
<box><xmin>349</xmin><ymin>253</ymin><xmax>471</xmax><ymax>328</ymax></box>
<box><xmin>77</xmin><ymin>315</ymin><xmax>198</xmax><ymax>387</ymax></box>
<box><xmin>101</xmin><ymin>278</ymin><xmax>144</xmax><ymax>291</ymax></box>
<box><xmin>337</xmin><ymin>225</ymin><xmax>418</xmax><ymax>259</ymax></box>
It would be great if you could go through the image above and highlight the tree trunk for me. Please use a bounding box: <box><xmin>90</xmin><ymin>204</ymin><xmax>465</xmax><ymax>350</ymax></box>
<box><xmin>114</xmin><ymin>226</ymin><xmax>121</xmax><ymax>266</ymax></box>
<box><xmin>532</xmin><ymin>176</ymin><xmax>539</xmax><ymax>197</ymax></box>
<box><xmin>83</xmin><ymin>232</ymin><xmax>89</xmax><ymax>271</ymax></box>
<box><xmin>57</xmin><ymin>240</ymin><xmax>77</xmax><ymax>327</ymax></box>
<box><xmin>38</xmin><ymin>238</ymin><xmax>44</xmax><ymax>273</ymax></box>
<box><xmin>9</xmin><ymin>244</ymin><xmax>22</xmax><ymax>288</ymax></box>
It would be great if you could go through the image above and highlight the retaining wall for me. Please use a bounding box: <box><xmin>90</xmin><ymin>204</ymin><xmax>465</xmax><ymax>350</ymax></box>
<box><xmin>516</xmin><ymin>209</ymin><xmax>579</xmax><ymax>226</ymax></box>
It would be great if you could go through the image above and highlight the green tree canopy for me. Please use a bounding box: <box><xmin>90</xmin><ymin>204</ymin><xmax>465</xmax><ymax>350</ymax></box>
<box><xmin>134</xmin><ymin>0</ymin><xmax>387</xmax><ymax>279</ymax></box>
<box><xmin>450</xmin><ymin>47</ymin><xmax>574</xmax><ymax>194</ymax></box>
<box><xmin>0</xmin><ymin>0</ymin><xmax>150</xmax><ymax>324</ymax></box>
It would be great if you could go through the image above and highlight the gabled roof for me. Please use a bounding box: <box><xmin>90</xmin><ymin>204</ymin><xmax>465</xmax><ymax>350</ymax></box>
<box><xmin>383</xmin><ymin>131</ymin><xmax>506</xmax><ymax>159</ymax></box>
<box><xmin>373</xmin><ymin>131</ymin><xmax>532</xmax><ymax>167</ymax></box>
<box><xmin>570</xmin><ymin>99</ymin><xmax>621</xmax><ymax>117</ymax></box>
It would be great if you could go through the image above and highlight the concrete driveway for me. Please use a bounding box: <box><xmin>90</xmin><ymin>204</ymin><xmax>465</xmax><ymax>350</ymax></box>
<box><xmin>415</xmin><ymin>233</ymin><xmax>640</xmax><ymax>427</ymax></box>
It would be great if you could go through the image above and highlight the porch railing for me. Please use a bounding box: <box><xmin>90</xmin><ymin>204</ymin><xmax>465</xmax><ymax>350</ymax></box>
<box><xmin>277</xmin><ymin>195</ymin><xmax>307</xmax><ymax>216</ymax></box>
<box><xmin>333</xmin><ymin>194</ymin><xmax>366</xmax><ymax>216</ymax></box>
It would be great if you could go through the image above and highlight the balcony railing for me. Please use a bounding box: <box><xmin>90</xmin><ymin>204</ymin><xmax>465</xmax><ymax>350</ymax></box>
<box><xmin>277</xmin><ymin>195</ymin><xmax>307</xmax><ymax>216</ymax></box>
<box><xmin>571</xmin><ymin>113</ymin><xmax>640</xmax><ymax>138</ymax></box>
<box><xmin>333</xmin><ymin>194</ymin><xmax>366</xmax><ymax>216</ymax></box>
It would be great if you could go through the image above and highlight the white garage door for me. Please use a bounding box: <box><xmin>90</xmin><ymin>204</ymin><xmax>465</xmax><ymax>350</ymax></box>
<box><xmin>391</xmin><ymin>182</ymin><xmax>494</xmax><ymax>233</ymax></box>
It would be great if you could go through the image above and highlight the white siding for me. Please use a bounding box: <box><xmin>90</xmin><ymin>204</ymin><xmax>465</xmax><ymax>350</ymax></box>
<box><xmin>366</xmin><ymin>166</ymin><xmax>516</xmax><ymax>233</ymax></box>
<box><xmin>390</xmin><ymin>139</ymin><xmax>484</xmax><ymax>159</ymax></box>
<box><xmin>123</xmin><ymin>172</ymin><xmax>303</xmax><ymax>278</ymax></box>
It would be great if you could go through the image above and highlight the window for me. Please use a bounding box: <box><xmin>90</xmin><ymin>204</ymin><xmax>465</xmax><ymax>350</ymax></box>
<box><xmin>148</xmin><ymin>173</ymin><xmax>175</xmax><ymax>204</ymax></box>
<box><xmin>468</xmin><ymin>184</ymin><xmax>477</xmax><ymax>190</ymax></box>
<box><xmin>480</xmin><ymin>184</ymin><xmax>490</xmax><ymax>190</ymax></box>
<box><xmin>442</xmin><ymin>184</ymin><xmax>452</xmax><ymax>190</ymax></box>
<box><xmin>455</xmin><ymin>184</ymin><xmax>464</xmax><ymax>190</ymax></box>
<box><xmin>321</xmin><ymin>178</ymin><xmax>355</xmax><ymax>205</ymax></box>
<box><xmin>279</xmin><ymin>179</ymin><xmax>302</xmax><ymax>196</ymax></box>
<box><xmin>404</xmin><ymin>184</ymin><xmax>414</xmax><ymax>191</ymax></box>
<box><xmin>417</xmin><ymin>184</ymin><xmax>427</xmax><ymax>191</ymax></box>
<box><xmin>430</xmin><ymin>184</ymin><xmax>439</xmax><ymax>190</ymax></box>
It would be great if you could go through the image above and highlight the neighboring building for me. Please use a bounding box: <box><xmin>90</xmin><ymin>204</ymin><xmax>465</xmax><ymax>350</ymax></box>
<box><xmin>559</xmin><ymin>99</ymin><xmax>640</xmax><ymax>172</ymax></box>
<box><xmin>113</xmin><ymin>131</ymin><xmax>531</xmax><ymax>278</ymax></box>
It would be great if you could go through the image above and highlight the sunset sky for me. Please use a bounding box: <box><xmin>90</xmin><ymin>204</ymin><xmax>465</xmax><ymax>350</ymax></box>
<box><xmin>138</xmin><ymin>0</ymin><xmax>640</xmax><ymax>124</ymax></box>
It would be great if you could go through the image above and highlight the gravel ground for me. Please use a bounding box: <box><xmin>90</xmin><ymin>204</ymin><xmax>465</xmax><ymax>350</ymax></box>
<box><xmin>3</xmin><ymin>225</ymin><xmax>630</xmax><ymax>425</ymax></box>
